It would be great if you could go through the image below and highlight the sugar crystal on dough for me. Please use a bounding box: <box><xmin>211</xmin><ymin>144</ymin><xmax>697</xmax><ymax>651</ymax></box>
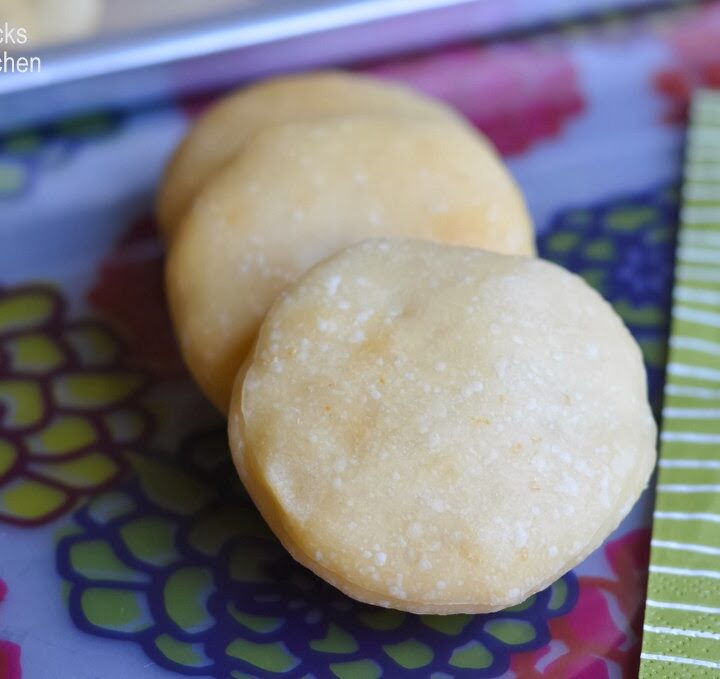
<box><xmin>389</xmin><ymin>586</ymin><xmax>407</xmax><ymax>599</ymax></box>
<box><xmin>408</xmin><ymin>523</ymin><xmax>423</xmax><ymax>538</ymax></box>
<box><xmin>430</xmin><ymin>499</ymin><xmax>445</xmax><ymax>513</ymax></box>
<box><xmin>355</xmin><ymin>309</ymin><xmax>374</xmax><ymax>324</ymax></box>
<box><xmin>350</xmin><ymin>329</ymin><xmax>366</xmax><ymax>343</ymax></box>
<box><xmin>515</xmin><ymin>523</ymin><xmax>528</xmax><ymax>548</ymax></box>
<box><xmin>318</xmin><ymin>319</ymin><xmax>337</xmax><ymax>333</ymax></box>
<box><xmin>463</xmin><ymin>381</ymin><xmax>484</xmax><ymax>397</ymax></box>
<box><xmin>325</xmin><ymin>275</ymin><xmax>342</xmax><ymax>297</ymax></box>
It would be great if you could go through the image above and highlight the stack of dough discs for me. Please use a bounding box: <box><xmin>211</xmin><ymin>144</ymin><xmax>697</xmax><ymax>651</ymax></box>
<box><xmin>157</xmin><ymin>71</ymin><xmax>472</xmax><ymax>236</ymax></box>
<box><xmin>166</xmin><ymin>117</ymin><xmax>535</xmax><ymax>412</ymax></box>
<box><xmin>229</xmin><ymin>239</ymin><xmax>656</xmax><ymax>614</ymax></box>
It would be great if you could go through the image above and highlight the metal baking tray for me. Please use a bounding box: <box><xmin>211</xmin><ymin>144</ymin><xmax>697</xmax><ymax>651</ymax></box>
<box><xmin>0</xmin><ymin>0</ymin><xmax>676</xmax><ymax>132</ymax></box>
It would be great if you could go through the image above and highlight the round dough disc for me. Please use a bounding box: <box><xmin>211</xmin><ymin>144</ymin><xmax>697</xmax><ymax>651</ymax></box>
<box><xmin>229</xmin><ymin>239</ymin><xmax>656</xmax><ymax>614</ymax></box>
<box><xmin>167</xmin><ymin>117</ymin><xmax>535</xmax><ymax>412</ymax></box>
<box><xmin>157</xmin><ymin>71</ymin><xmax>469</xmax><ymax>235</ymax></box>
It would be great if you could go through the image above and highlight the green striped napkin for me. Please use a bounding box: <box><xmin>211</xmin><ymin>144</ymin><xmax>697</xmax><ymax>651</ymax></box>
<box><xmin>640</xmin><ymin>90</ymin><xmax>720</xmax><ymax>676</ymax></box>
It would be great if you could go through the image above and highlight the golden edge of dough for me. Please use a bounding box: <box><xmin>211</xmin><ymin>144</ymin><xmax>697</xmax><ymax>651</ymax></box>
<box><xmin>227</xmin><ymin>337</ymin><xmax>655</xmax><ymax>615</ymax></box>
<box><xmin>164</xmin><ymin>237</ymin><xmax>228</xmax><ymax>413</ymax></box>
<box><xmin>155</xmin><ymin>69</ymin><xmax>474</xmax><ymax>237</ymax></box>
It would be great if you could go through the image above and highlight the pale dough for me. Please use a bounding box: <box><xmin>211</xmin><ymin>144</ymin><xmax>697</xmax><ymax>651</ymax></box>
<box><xmin>166</xmin><ymin>117</ymin><xmax>535</xmax><ymax>412</ymax></box>
<box><xmin>229</xmin><ymin>239</ymin><xmax>656</xmax><ymax>614</ymax></box>
<box><xmin>157</xmin><ymin>71</ymin><xmax>470</xmax><ymax>235</ymax></box>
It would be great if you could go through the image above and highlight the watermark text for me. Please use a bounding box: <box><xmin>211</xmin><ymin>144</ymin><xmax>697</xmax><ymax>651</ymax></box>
<box><xmin>0</xmin><ymin>22</ymin><xmax>41</xmax><ymax>73</ymax></box>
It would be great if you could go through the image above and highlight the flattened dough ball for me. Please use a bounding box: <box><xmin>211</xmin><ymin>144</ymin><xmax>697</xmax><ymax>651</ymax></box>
<box><xmin>229</xmin><ymin>239</ymin><xmax>656</xmax><ymax>614</ymax></box>
<box><xmin>167</xmin><ymin>117</ymin><xmax>534</xmax><ymax>412</ymax></box>
<box><xmin>157</xmin><ymin>71</ymin><xmax>469</xmax><ymax>235</ymax></box>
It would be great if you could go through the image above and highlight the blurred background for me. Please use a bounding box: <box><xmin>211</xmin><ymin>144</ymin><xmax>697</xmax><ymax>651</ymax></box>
<box><xmin>0</xmin><ymin>0</ymin><xmax>695</xmax><ymax>130</ymax></box>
